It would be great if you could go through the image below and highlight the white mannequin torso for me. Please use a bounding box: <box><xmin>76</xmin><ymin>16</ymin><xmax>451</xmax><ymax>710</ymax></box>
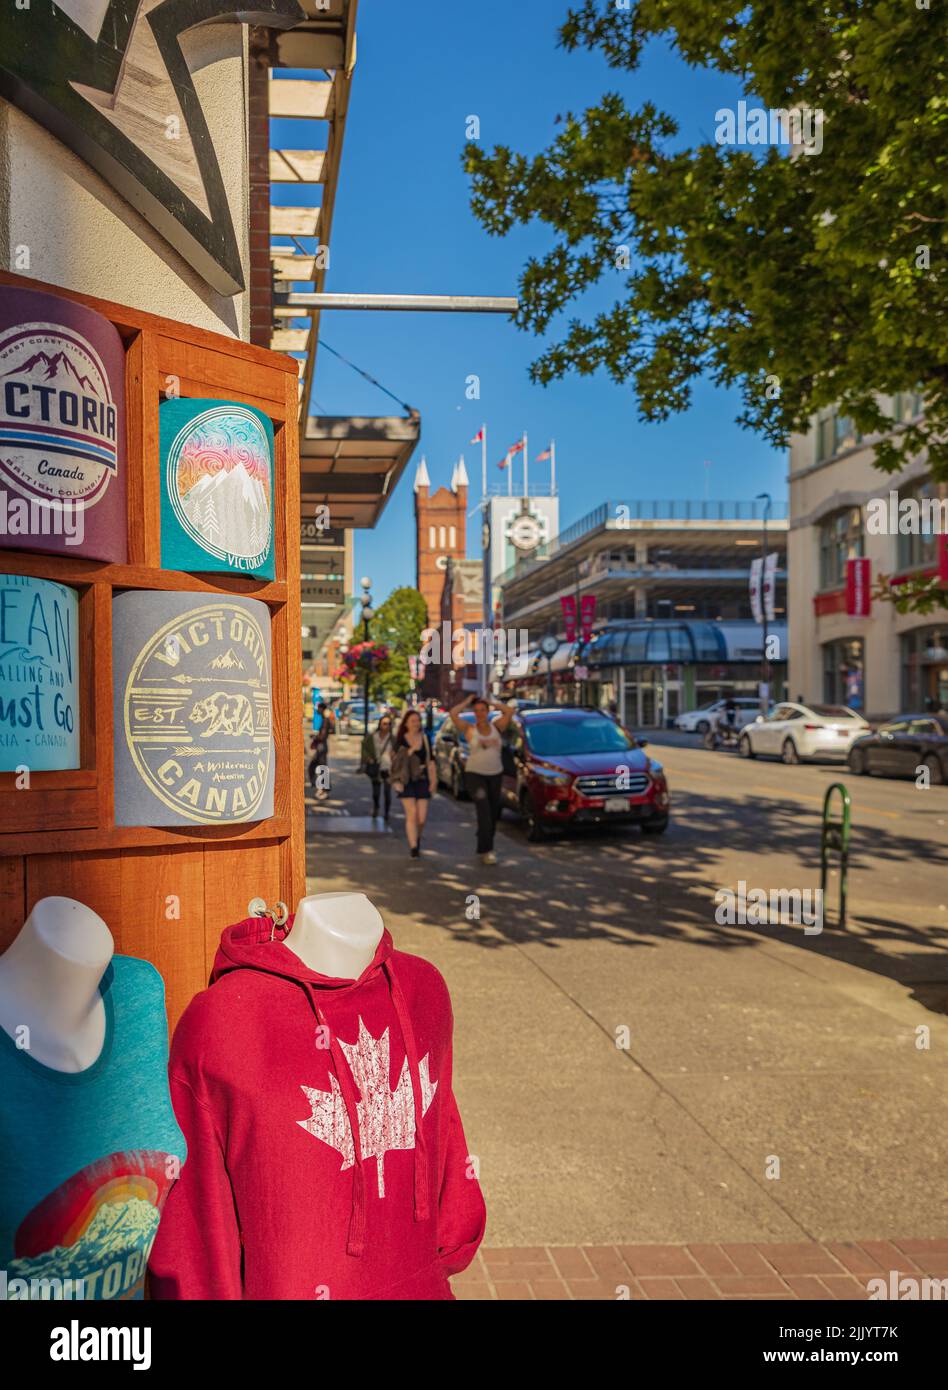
<box><xmin>284</xmin><ymin>893</ymin><xmax>384</xmax><ymax>979</ymax></box>
<box><xmin>0</xmin><ymin>896</ymin><xmax>114</xmax><ymax>1073</ymax></box>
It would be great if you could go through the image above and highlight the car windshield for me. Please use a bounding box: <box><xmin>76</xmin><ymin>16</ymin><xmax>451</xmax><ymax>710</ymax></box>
<box><xmin>524</xmin><ymin>714</ymin><xmax>634</xmax><ymax>757</ymax></box>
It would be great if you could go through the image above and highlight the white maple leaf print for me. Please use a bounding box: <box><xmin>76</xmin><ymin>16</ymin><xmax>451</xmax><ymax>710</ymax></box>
<box><xmin>297</xmin><ymin>1017</ymin><xmax>437</xmax><ymax>1197</ymax></box>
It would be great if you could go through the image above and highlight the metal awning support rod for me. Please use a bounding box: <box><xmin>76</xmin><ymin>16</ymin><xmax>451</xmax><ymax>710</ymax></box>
<box><xmin>286</xmin><ymin>292</ymin><xmax>519</xmax><ymax>313</ymax></box>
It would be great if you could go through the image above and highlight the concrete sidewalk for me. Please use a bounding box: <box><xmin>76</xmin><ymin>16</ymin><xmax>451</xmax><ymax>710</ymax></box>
<box><xmin>306</xmin><ymin>737</ymin><xmax>948</xmax><ymax>1277</ymax></box>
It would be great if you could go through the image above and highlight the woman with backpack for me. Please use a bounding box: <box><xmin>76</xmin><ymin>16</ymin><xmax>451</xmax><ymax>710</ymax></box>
<box><xmin>390</xmin><ymin>708</ymin><xmax>437</xmax><ymax>858</ymax></box>
<box><xmin>360</xmin><ymin>712</ymin><xmax>395</xmax><ymax>821</ymax></box>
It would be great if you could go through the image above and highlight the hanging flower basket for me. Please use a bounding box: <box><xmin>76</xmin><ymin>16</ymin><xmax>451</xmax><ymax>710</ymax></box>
<box><xmin>342</xmin><ymin>641</ymin><xmax>389</xmax><ymax>676</ymax></box>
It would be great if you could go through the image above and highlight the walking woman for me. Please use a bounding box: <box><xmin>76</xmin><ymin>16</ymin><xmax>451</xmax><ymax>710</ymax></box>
<box><xmin>390</xmin><ymin>708</ymin><xmax>437</xmax><ymax>858</ymax></box>
<box><xmin>360</xmin><ymin>712</ymin><xmax>395</xmax><ymax>820</ymax></box>
<box><xmin>449</xmin><ymin>694</ymin><xmax>515</xmax><ymax>864</ymax></box>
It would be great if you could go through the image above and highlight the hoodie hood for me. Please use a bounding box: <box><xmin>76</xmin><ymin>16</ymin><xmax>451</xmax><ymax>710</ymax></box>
<box><xmin>212</xmin><ymin>914</ymin><xmax>395</xmax><ymax>993</ymax></box>
<box><xmin>209</xmin><ymin>915</ymin><xmax>424</xmax><ymax>1259</ymax></box>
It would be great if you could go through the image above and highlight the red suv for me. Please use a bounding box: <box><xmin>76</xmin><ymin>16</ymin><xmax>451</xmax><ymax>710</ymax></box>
<box><xmin>501</xmin><ymin>706</ymin><xmax>670</xmax><ymax>840</ymax></box>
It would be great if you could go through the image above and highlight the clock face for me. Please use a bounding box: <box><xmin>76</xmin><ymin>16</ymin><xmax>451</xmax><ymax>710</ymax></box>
<box><xmin>509</xmin><ymin>514</ymin><xmax>542</xmax><ymax>550</ymax></box>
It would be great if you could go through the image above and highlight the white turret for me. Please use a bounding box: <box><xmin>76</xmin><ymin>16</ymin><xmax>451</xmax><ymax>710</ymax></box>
<box><xmin>413</xmin><ymin>456</ymin><xmax>431</xmax><ymax>492</ymax></box>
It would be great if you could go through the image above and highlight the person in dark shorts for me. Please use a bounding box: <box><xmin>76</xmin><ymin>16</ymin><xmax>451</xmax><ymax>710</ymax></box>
<box><xmin>390</xmin><ymin>708</ymin><xmax>437</xmax><ymax>858</ymax></box>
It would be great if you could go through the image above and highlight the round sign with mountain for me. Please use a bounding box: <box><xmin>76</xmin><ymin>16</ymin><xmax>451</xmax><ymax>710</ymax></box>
<box><xmin>160</xmin><ymin>399</ymin><xmax>274</xmax><ymax>579</ymax></box>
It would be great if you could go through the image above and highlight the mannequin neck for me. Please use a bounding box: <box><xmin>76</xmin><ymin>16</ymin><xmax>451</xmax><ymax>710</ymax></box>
<box><xmin>0</xmin><ymin>897</ymin><xmax>113</xmax><ymax>1071</ymax></box>
<box><xmin>284</xmin><ymin>893</ymin><xmax>384</xmax><ymax>980</ymax></box>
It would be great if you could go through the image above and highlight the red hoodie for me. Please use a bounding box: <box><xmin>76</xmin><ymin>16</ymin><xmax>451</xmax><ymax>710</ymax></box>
<box><xmin>148</xmin><ymin>917</ymin><xmax>486</xmax><ymax>1300</ymax></box>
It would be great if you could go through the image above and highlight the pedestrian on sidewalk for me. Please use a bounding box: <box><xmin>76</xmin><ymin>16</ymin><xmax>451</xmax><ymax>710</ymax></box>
<box><xmin>390</xmin><ymin>709</ymin><xmax>437</xmax><ymax>858</ymax></box>
<box><xmin>308</xmin><ymin>701</ymin><xmax>331</xmax><ymax>798</ymax></box>
<box><xmin>449</xmin><ymin>694</ymin><xmax>515</xmax><ymax>865</ymax></box>
<box><xmin>360</xmin><ymin>713</ymin><xmax>395</xmax><ymax>820</ymax></box>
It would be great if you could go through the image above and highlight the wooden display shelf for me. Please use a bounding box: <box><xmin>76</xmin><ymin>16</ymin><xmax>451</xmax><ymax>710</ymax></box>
<box><xmin>0</xmin><ymin>271</ymin><xmax>305</xmax><ymax>1030</ymax></box>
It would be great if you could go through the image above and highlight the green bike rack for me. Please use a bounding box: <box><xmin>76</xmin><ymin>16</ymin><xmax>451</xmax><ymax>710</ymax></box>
<box><xmin>820</xmin><ymin>783</ymin><xmax>852</xmax><ymax>928</ymax></box>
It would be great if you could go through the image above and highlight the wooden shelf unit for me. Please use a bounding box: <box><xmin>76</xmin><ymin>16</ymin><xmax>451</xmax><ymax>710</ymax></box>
<box><xmin>0</xmin><ymin>271</ymin><xmax>305</xmax><ymax>1030</ymax></box>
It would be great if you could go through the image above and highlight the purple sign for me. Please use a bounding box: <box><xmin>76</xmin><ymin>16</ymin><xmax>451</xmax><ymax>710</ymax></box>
<box><xmin>0</xmin><ymin>286</ymin><xmax>127</xmax><ymax>562</ymax></box>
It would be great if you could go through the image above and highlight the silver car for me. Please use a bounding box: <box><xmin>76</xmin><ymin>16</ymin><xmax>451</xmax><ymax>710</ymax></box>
<box><xmin>739</xmin><ymin>702</ymin><xmax>870</xmax><ymax>764</ymax></box>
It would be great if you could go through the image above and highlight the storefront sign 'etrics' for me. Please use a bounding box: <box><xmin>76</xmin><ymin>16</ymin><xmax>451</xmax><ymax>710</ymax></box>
<box><xmin>113</xmin><ymin>592</ymin><xmax>274</xmax><ymax>827</ymax></box>
<box><xmin>0</xmin><ymin>0</ymin><xmax>304</xmax><ymax>296</ymax></box>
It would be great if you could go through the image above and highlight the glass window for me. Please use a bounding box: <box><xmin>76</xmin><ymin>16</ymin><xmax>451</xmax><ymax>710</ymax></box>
<box><xmin>908</xmin><ymin>719</ymin><xmax>939</xmax><ymax>735</ymax></box>
<box><xmin>896</xmin><ymin>480</ymin><xmax>944</xmax><ymax>571</ymax></box>
<box><xmin>819</xmin><ymin>508</ymin><xmax>864</xmax><ymax>589</ymax></box>
<box><xmin>902</xmin><ymin>626</ymin><xmax>948</xmax><ymax>710</ymax></box>
<box><xmin>823</xmin><ymin>638</ymin><xmax>865</xmax><ymax>710</ymax></box>
<box><xmin>880</xmin><ymin>721</ymin><xmax>908</xmax><ymax>735</ymax></box>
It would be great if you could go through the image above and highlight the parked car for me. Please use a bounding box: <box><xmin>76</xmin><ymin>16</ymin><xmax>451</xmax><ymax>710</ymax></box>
<box><xmin>433</xmin><ymin>710</ymin><xmax>501</xmax><ymax>799</ymax></box>
<box><xmin>676</xmin><ymin>698</ymin><xmax>761</xmax><ymax>734</ymax></box>
<box><xmin>345</xmin><ymin>702</ymin><xmax>384</xmax><ymax>736</ymax></box>
<box><xmin>502</xmin><ymin>706</ymin><xmax>670</xmax><ymax>839</ymax></box>
<box><xmin>848</xmin><ymin>713</ymin><xmax>948</xmax><ymax>784</ymax></box>
<box><xmin>739</xmin><ymin>702</ymin><xmax>870</xmax><ymax>764</ymax></box>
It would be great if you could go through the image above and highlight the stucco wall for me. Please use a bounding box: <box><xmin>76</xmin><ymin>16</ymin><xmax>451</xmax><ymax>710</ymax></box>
<box><xmin>0</xmin><ymin>26</ymin><xmax>250</xmax><ymax>339</ymax></box>
<box><xmin>788</xmin><ymin>410</ymin><xmax>937</xmax><ymax>717</ymax></box>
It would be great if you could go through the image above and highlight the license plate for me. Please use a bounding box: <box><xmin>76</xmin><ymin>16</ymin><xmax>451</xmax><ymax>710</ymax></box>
<box><xmin>604</xmin><ymin>797</ymin><xmax>629</xmax><ymax>812</ymax></box>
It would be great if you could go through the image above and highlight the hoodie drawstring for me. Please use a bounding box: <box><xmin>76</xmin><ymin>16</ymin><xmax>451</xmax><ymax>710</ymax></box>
<box><xmin>304</xmin><ymin>987</ymin><xmax>368</xmax><ymax>1258</ymax></box>
<box><xmin>384</xmin><ymin>958</ymin><xmax>431</xmax><ymax>1224</ymax></box>
<box><xmin>300</xmin><ymin>961</ymin><xmax>430</xmax><ymax>1259</ymax></box>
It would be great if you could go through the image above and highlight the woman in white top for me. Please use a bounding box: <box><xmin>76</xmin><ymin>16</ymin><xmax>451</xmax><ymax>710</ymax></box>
<box><xmin>449</xmin><ymin>694</ymin><xmax>515</xmax><ymax>864</ymax></box>
<box><xmin>360</xmin><ymin>713</ymin><xmax>395</xmax><ymax>820</ymax></box>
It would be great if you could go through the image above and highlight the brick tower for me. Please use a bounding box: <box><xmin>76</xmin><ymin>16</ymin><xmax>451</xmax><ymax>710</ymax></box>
<box><xmin>414</xmin><ymin>457</ymin><xmax>469</xmax><ymax>632</ymax></box>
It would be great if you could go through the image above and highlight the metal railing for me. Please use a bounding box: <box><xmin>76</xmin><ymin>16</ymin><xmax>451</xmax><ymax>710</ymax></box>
<box><xmin>496</xmin><ymin>498</ymin><xmax>788</xmax><ymax>590</ymax></box>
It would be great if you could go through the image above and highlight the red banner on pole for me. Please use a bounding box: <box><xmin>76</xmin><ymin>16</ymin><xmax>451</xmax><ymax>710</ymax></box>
<box><xmin>845</xmin><ymin>557</ymin><xmax>871</xmax><ymax>617</ymax></box>
<box><xmin>561</xmin><ymin>595</ymin><xmax>577</xmax><ymax>642</ymax></box>
<box><xmin>580</xmin><ymin>594</ymin><xmax>597</xmax><ymax>643</ymax></box>
<box><xmin>939</xmin><ymin>535</ymin><xmax>948</xmax><ymax>583</ymax></box>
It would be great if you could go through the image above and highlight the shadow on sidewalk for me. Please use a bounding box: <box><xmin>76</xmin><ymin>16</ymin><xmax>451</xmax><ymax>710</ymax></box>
<box><xmin>305</xmin><ymin>740</ymin><xmax>948</xmax><ymax>1016</ymax></box>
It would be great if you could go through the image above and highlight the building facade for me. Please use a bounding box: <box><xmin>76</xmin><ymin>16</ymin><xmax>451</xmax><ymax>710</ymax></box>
<box><xmin>498</xmin><ymin>499</ymin><xmax>788</xmax><ymax>727</ymax></box>
<box><xmin>788</xmin><ymin>396</ymin><xmax>947</xmax><ymax>718</ymax></box>
<box><xmin>414</xmin><ymin>458</ymin><xmax>471</xmax><ymax>632</ymax></box>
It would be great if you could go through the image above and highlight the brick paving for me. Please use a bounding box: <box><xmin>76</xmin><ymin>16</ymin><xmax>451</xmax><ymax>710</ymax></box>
<box><xmin>451</xmin><ymin>1240</ymin><xmax>948</xmax><ymax>1301</ymax></box>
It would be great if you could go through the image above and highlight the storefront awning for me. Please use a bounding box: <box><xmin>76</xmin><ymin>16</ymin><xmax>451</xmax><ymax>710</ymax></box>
<box><xmin>301</xmin><ymin>412</ymin><xmax>421</xmax><ymax>528</ymax></box>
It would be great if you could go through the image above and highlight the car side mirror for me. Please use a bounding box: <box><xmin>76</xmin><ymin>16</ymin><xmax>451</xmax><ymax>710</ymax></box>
<box><xmin>637</xmin><ymin>737</ymin><xmax>648</xmax><ymax>748</ymax></box>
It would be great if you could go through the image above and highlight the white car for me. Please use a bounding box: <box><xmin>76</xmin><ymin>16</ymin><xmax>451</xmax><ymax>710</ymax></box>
<box><xmin>676</xmin><ymin>698</ymin><xmax>761</xmax><ymax>734</ymax></box>
<box><xmin>739</xmin><ymin>702</ymin><xmax>870</xmax><ymax>764</ymax></box>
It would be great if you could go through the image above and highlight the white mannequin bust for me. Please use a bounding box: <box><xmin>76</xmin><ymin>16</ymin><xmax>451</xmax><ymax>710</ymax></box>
<box><xmin>0</xmin><ymin>896</ymin><xmax>113</xmax><ymax>1073</ymax></box>
<box><xmin>283</xmin><ymin>892</ymin><xmax>384</xmax><ymax>980</ymax></box>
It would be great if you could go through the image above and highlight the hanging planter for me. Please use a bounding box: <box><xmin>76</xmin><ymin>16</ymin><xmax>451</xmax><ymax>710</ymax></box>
<box><xmin>342</xmin><ymin>641</ymin><xmax>389</xmax><ymax>676</ymax></box>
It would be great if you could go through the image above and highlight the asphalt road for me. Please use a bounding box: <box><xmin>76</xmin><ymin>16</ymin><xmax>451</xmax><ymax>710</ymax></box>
<box><xmin>307</xmin><ymin>735</ymin><xmax>948</xmax><ymax>1248</ymax></box>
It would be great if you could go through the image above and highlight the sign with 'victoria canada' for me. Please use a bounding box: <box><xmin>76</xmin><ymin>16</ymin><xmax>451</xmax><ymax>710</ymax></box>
<box><xmin>160</xmin><ymin>398</ymin><xmax>275</xmax><ymax>579</ymax></box>
<box><xmin>113</xmin><ymin>592</ymin><xmax>274</xmax><ymax>827</ymax></box>
<box><xmin>0</xmin><ymin>286</ymin><xmax>127</xmax><ymax>562</ymax></box>
<box><xmin>0</xmin><ymin>574</ymin><xmax>80</xmax><ymax>772</ymax></box>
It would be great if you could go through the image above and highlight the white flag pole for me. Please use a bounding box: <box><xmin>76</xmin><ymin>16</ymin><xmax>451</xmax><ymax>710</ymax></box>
<box><xmin>507</xmin><ymin>446</ymin><xmax>512</xmax><ymax>496</ymax></box>
<box><xmin>481</xmin><ymin>424</ymin><xmax>487</xmax><ymax>501</ymax></box>
<box><xmin>523</xmin><ymin>430</ymin><xmax>529</xmax><ymax>499</ymax></box>
<box><xmin>550</xmin><ymin>439</ymin><xmax>556</xmax><ymax>495</ymax></box>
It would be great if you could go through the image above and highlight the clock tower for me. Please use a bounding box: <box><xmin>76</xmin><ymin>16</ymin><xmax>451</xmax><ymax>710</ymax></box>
<box><xmin>414</xmin><ymin>457</ymin><xmax>469</xmax><ymax>632</ymax></box>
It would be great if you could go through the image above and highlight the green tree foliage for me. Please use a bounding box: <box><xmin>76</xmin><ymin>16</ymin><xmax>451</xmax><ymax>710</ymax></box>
<box><xmin>464</xmin><ymin>0</ymin><xmax>947</xmax><ymax>490</ymax></box>
<box><xmin>372</xmin><ymin>587</ymin><xmax>429</xmax><ymax>701</ymax></box>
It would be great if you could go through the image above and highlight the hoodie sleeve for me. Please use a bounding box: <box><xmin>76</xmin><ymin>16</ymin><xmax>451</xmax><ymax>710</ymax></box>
<box><xmin>148</xmin><ymin>1060</ymin><xmax>243</xmax><ymax>1299</ymax></box>
<box><xmin>437</xmin><ymin>1089</ymin><xmax>487</xmax><ymax>1276</ymax></box>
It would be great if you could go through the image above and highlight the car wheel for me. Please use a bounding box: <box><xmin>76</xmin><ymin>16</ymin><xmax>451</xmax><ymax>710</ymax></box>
<box><xmin>641</xmin><ymin>816</ymin><xmax>669</xmax><ymax>836</ymax></box>
<box><xmin>696</xmin><ymin>720</ymin><xmax>709</xmax><ymax>735</ymax></box>
<box><xmin>924</xmin><ymin>754</ymin><xmax>945</xmax><ymax>787</ymax></box>
<box><xmin>520</xmin><ymin>791</ymin><xmax>546</xmax><ymax>842</ymax></box>
<box><xmin>848</xmin><ymin>747</ymin><xmax>867</xmax><ymax>776</ymax></box>
<box><xmin>739</xmin><ymin>733</ymin><xmax>754</xmax><ymax>759</ymax></box>
<box><xmin>781</xmin><ymin>738</ymin><xmax>800</xmax><ymax>766</ymax></box>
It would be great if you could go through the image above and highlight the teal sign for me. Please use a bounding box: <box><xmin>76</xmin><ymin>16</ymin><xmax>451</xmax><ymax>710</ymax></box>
<box><xmin>0</xmin><ymin>574</ymin><xmax>79</xmax><ymax>771</ymax></box>
<box><xmin>160</xmin><ymin>399</ymin><xmax>275</xmax><ymax>579</ymax></box>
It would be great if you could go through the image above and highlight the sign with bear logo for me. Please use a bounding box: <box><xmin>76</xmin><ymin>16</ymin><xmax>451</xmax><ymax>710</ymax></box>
<box><xmin>112</xmin><ymin>591</ymin><xmax>274</xmax><ymax>826</ymax></box>
<box><xmin>0</xmin><ymin>574</ymin><xmax>80</xmax><ymax>772</ymax></box>
<box><xmin>0</xmin><ymin>286</ymin><xmax>127</xmax><ymax>562</ymax></box>
<box><xmin>160</xmin><ymin>398</ymin><xmax>275</xmax><ymax>579</ymax></box>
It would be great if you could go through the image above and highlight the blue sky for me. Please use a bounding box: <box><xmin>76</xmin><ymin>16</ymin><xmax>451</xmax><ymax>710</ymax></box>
<box><xmin>273</xmin><ymin>0</ymin><xmax>786</xmax><ymax>603</ymax></box>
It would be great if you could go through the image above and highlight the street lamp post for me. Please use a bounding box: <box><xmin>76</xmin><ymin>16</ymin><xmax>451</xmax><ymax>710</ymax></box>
<box><xmin>756</xmin><ymin>493</ymin><xmax>772</xmax><ymax>713</ymax></box>
<box><xmin>359</xmin><ymin>577</ymin><xmax>373</xmax><ymax>735</ymax></box>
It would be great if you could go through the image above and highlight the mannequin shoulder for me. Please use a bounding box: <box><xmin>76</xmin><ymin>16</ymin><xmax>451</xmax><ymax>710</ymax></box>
<box><xmin>388</xmin><ymin>950</ymin><xmax>451</xmax><ymax>1007</ymax></box>
<box><xmin>109</xmin><ymin>954</ymin><xmax>168</xmax><ymax>1009</ymax></box>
